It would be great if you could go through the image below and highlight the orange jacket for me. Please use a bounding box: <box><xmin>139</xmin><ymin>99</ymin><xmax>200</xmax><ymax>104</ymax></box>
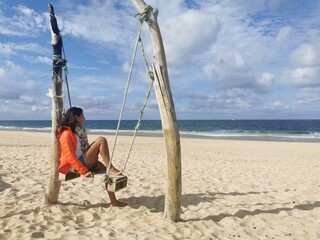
<box><xmin>57</xmin><ymin>127</ymin><xmax>88</xmax><ymax>175</ymax></box>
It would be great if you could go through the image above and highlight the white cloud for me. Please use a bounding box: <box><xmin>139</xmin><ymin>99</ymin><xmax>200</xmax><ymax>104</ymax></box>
<box><xmin>296</xmin><ymin>87</ymin><xmax>320</xmax><ymax>105</ymax></box>
<box><xmin>0</xmin><ymin>5</ymin><xmax>47</xmax><ymax>36</ymax></box>
<box><xmin>0</xmin><ymin>43</ymin><xmax>14</xmax><ymax>56</ymax></box>
<box><xmin>290</xmin><ymin>43</ymin><xmax>320</xmax><ymax>67</ymax></box>
<box><xmin>148</xmin><ymin>0</ymin><xmax>185</xmax><ymax>16</ymax></box>
<box><xmin>61</xmin><ymin>2</ymin><xmax>135</xmax><ymax>47</ymax></box>
<box><xmin>268</xmin><ymin>100</ymin><xmax>283</xmax><ymax>108</ymax></box>
<box><xmin>15</xmin><ymin>42</ymin><xmax>49</xmax><ymax>54</ymax></box>
<box><xmin>161</xmin><ymin>9</ymin><xmax>220</xmax><ymax>66</ymax></box>
<box><xmin>0</xmin><ymin>60</ymin><xmax>22</xmax><ymax>77</ymax></box>
<box><xmin>203</xmin><ymin>51</ymin><xmax>273</xmax><ymax>93</ymax></box>
<box><xmin>0</xmin><ymin>67</ymin><xmax>5</xmax><ymax>78</ymax></box>
<box><xmin>0</xmin><ymin>60</ymin><xmax>48</xmax><ymax>104</ymax></box>
<box><xmin>24</xmin><ymin>56</ymin><xmax>51</xmax><ymax>64</ymax></box>
<box><xmin>281</xmin><ymin>66</ymin><xmax>320</xmax><ymax>87</ymax></box>
<box><xmin>256</xmin><ymin>72</ymin><xmax>274</xmax><ymax>93</ymax></box>
<box><xmin>0</xmin><ymin>42</ymin><xmax>49</xmax><ymax>58</ymax></box>
<box><xmin>276</xmin><ymin>25</ymin><xmax>292</xmax><ymax>46</ymax></box>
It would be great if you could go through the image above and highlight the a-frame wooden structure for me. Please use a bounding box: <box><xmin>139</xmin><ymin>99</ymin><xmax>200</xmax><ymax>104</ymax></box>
<box><xmin>43</xmin><ymin>1</ymin><xmax>182</xmax><ymax>222</ymax></box>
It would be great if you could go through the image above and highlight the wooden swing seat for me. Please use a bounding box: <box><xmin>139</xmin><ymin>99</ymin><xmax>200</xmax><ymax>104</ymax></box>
<box><xmin>59</xmin><ymin>172</ymin><xmax>128</xmax><ymax>192</ymax></box>
<box><xmin>106</xmin><ymin>175</ymin><xmax>128</xmax><ymax>192</ymax></box>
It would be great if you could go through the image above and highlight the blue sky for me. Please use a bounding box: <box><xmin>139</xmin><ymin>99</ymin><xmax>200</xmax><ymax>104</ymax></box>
<box><xmin>0</xmin><ymin>0</ymin><xmax>319</xmax><ymax>120</ymax></box>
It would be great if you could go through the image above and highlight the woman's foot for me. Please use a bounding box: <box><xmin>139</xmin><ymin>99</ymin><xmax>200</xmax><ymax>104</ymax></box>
<box><xmin>110</xmin><ymin>200</ymin><xmax>127</xmax><ymax>207</ymax></box>
<box><xmin>108</xmin><ymin>166</ymin><xmax>123</xmax><ymax>175</ymax></box>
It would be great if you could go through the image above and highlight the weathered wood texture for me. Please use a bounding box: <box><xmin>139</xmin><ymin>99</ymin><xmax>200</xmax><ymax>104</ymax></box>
<box><xmin>43</xmin><ymin>3</ymin><xmax>63</xmax><ymax>204</ymax></box>
<box><xmin>132</xmin><ymin>0</ymin><xmax>182</xmax><ymax>221</ymax></box>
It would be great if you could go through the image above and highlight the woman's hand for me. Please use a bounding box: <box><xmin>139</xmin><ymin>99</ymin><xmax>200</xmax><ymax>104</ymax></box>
<box><xmin>84</xmin><ymin>171</ymin><xmax>94</xmax><ymax>178</ymax></box>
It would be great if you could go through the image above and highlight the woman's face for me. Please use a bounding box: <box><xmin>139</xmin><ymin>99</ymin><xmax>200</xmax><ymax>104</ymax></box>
<box><xmin>76</xmin><ymin>113</ymin><xmax>85</xmax><ymax>126</ymax></box>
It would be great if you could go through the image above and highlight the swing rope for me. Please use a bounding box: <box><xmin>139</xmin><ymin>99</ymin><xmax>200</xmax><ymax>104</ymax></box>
<box><xmin>52</xmin><ymin>45</ymin><xmax>72</xmax><ymax>110</ymax></box>
<box><xmin>62</xmin><ymin>46</ymin><xmax>72</xmax><ymax>108</ymax></box>
<box><xmin>106</xmin><ymin>6</ymin><xmax>153</xmax><ymax>176</ymax></box>
<box><xmin>121</xmin><ymin>36</ymin><xmax>154</xmax><ymax>172</ymax></box>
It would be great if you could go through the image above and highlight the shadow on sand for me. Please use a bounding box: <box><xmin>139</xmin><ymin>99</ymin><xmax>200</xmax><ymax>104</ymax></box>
<box><xmin>0</xmin><ymin>167</ymin><xmax>12</xmax><ymax>192</ymax></box>
<box><xmin>55</xmin><ymin>190</ymin><xmax>320</xmax><ymax>223</ymax></box>
<box><xmin>125</xmin><ymin>191</ymin><xmax>320</xmax><ymax>222</ymax></box>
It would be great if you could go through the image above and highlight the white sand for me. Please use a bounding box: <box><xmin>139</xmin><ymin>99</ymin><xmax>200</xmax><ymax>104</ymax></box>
<box><xmin>0</xmin><ymin>130</ymin><xmax>320</xmax><ymax>239</ymax></box>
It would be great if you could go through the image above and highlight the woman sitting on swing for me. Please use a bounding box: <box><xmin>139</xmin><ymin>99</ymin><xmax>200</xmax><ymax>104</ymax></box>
<box><xmin>57</xmin><ymin>106</ymin><xmax>126</xmax><ymax>207</ymax></box>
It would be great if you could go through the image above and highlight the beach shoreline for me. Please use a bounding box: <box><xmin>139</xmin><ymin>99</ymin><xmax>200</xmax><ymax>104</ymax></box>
<box><xmin>1</xmin><ymin>119</ymin><xmax>319</xmax><ymax>143</ymax></box>
<box><xmin>0</xmin><ymin>130</ymin><xmax>320</xmax><ymax>239</ymax></box>
<box><xmin>0</xmin><ymin>128</ymin><xmax>319</xmax><ymax>143</ymax></box>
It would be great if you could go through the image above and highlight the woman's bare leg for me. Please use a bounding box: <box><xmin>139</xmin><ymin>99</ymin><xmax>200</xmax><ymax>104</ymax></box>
<box><xmin>88</xmin><ymin>160</ymin><xmax>127</xmax><ymax>207</ymax></box>
<box><xmin>85</xmin><ymin>137</ymin><xmax>121</xmax><ymax>175</ymax></box>
<box><xmin>107</xmin><ymin>187</ymin><xmax>127</xmax><ymax>207</ymax></box>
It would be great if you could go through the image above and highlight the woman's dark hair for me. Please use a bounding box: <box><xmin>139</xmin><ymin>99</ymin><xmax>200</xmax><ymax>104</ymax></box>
<box><xmin>61</xmin><ymin>107</ymin><xmax>83</xmax><ymax>133</ymax></box>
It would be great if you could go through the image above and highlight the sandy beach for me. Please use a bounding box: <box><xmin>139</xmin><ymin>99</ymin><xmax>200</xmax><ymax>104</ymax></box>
<box><xmin>0</xmin><ymin>130</ymin><xmax>319</xmax><ymax>239</ymax></box>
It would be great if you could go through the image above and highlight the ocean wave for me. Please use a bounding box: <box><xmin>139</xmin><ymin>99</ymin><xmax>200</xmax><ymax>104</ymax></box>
<box><xmin>22</xmin><ymin>127</ymin><xmax>52</xmax><ymax>131</ymax></box>
<box><xmin>179</xmin><ymin>131</ymin><xmax>320</xmax><ymax>142</ymax></box>
<box><xmin>0</xmin><ymin>126</ymin><xmax>51</xmax><ymax>131</ymax></box>
<box><xmin>88</xmin><ymin>129</ymin><xmax>163</xmax><ymax>135</ymax></box>
<box><xmin>0</xmin><ymin>126</ymin><xmax>17</xmax><ymax>129</ymax></box>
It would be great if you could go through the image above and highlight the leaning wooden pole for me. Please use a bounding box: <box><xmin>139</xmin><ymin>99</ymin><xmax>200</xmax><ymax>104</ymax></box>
<box><xmin>43</xmin><ymin>3</ymin><xmax>63</xmax><ymax>204</ymax></box>
<box><xmin>132</xmin><ymin>0</ymin><xmax>182</xmax><ymax>221</ymax></box>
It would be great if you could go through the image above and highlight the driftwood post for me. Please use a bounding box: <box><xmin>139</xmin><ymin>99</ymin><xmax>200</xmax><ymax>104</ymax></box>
<box><xmin>43</xmin><ymin>3</ymin><xmax>63</xmax><ymax>204</ymax></box>
<box><xmin>132</xmin><ymin>0</ymin><xmax>182</xmax><ymax>221</ymax></box>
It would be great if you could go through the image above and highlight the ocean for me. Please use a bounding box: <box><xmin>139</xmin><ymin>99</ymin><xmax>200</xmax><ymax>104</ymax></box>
<box><xmin>0</xmin><ymin>119</ymin><xmax>320</xmax><ymax>142</ymax></box>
